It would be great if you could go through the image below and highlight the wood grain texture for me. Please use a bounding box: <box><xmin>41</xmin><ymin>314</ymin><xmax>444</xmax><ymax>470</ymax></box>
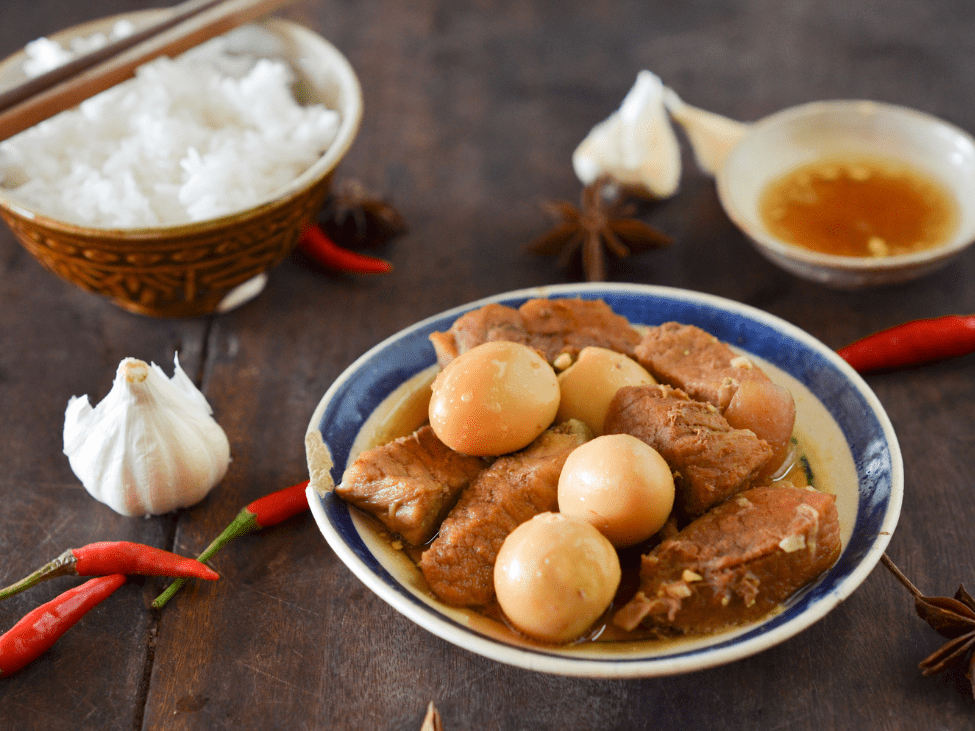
<box><xmin>1</xmin><ymin>0</ymin><xmax>974</xmax><ymax>728</ymax></box>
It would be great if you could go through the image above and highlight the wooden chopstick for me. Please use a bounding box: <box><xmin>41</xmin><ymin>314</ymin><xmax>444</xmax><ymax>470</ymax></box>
<box><xmin>0</xmin><ymin>0</ymin><xmax>226</xmax><ymax>114</ymax></box>
<box><xmin>0</xmin><ymin>0</ymin><xmax>293</xmax><ymax>143</ymax></box>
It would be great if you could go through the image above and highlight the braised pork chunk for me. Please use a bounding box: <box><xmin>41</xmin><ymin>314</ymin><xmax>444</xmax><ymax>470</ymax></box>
<box><xmin>635</xmin><ymin>322</ymin><xmax>797</xmax><ymax>475</ymax></box>
<box><xmin>336</xmin><ymin>425</ymin><xmax>489</xmax><ymax>546</ymax></box>
<box><xmin>429</xmin><ymin>297</ymin><xmax>641</xmax><ymax>366</ymax></box>
<box><xmin>613</xmin><ymin>485</ymin><xmax>841</xmax><ymax>634</ymax></box>
<box><xmin>635</xmin><ymin>322</ymin><xmax>769</xmax><ymax>410</ymax></box>
<box><xmin>605</xmin><ymin>384</ymin><xmax>773</xmax><ymax>517</ymax></box>
<box><xmin>419</xmin><ymin>420</ymin><xmax>591</xmax><ymax>608</ymax></box>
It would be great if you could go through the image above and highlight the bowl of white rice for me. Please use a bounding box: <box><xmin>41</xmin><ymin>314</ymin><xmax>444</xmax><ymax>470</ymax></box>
<box><xmin>0</xmin><ymin>11</ymin><xmax>363</xmax><ymax>316</ymax></box>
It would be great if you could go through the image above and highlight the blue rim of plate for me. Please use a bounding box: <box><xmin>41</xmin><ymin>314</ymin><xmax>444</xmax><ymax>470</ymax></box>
<box><xmin>305</xmin><ymin>283</ymin><xmax>903</xmax><ymax>677</ymax></box>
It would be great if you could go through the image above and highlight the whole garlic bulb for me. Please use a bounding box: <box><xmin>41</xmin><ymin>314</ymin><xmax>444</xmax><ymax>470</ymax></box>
<box><xmin>63</xmin><ymin>355</ymin><xmax>231</xmax><ymax>517</ymax></box>
<box><xmin>572</xmin><ymin>70</ymin><xmax>682</xmax><ymax>198</ymax></box>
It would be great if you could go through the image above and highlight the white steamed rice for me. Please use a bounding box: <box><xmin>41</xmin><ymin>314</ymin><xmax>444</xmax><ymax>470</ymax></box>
<box><xmin>0</xmin><ymin>23</ymin><xmax>341</xmax><ymax>228</ymax></box>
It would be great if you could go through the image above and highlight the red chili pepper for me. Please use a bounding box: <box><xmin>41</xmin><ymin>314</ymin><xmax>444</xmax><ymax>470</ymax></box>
<box><xmin>247</xmin><ymin>479</ymin><xmax>312</xmax><ymax>527</ymax></box>
<box><xmin>0</xmin><ymin>541</ymin><xmax>219</xmax><ymax>602</ymax></box>
<box><xmin>0</xmin><ymin>574</ymin><xmax>126</xmax><ymax>677</ymax></box>
<box><xmin>298</xmin><ymin>225</ymin><xmax>393</xmax><ymax>274</ymax></box>
<box><xmin>153</xmin><ymin>480</ymin><xmax>311</xmax><ymax>609</ymax></box>
<box><xmin>837</xmin><ymin>315</ymin><xmax>975</xmax><ymax>374</ymax></box>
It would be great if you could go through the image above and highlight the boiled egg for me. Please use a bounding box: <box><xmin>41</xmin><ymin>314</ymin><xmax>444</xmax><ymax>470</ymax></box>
<box><xmin>558</xmin><ymin>434</ymin><xmax>674</xmax><ymax>548</ymax></box>
<box><xmin>494</xmin><ymin>512</ymin><xmax>621</xmax><ymax>644</ymax></box>
<box><xmin>556</xmin><ymin>347</ymin><xmax>655</xmax><ymax>435</ymax></box>
<box><xmin>723</xmin><ymin>377</ymin><xmax>796</xmax><ymax>477</ymax></box>
<box><xmin>428</xmin><ymin>341</ymin><xmax>559</xmax><ymax>456</ymax></box>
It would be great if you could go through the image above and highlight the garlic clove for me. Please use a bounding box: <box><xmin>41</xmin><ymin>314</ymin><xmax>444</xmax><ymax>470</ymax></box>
<box><xmin>663</xmin><ymin>88</ymin><xmax>750</xmax><ymax>176</ymax></box>
<box><xmin>63</xmin><ymin>355</ymin><xmax>231</xmax><ymax>517</ymax></box>
<box><xmin>572</xmin><ymin>70</ymin><xmax>682</xmax><ymax>199</ymax></box>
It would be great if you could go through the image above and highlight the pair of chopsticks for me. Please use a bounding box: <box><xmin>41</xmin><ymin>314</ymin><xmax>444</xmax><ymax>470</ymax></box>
<box><xmin>0</xmin><ymin>0</ymin><xmax>293</xmax><ymax>143</ymax></box>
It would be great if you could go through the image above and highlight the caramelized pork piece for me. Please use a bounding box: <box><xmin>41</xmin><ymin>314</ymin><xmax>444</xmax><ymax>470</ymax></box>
<box><xmin>604</xmin><ymin>384</ymin><xmax>773</xmax><ymax>517</ymax></box>
<box><xmin>613</xmin><ymin>485</ymin><xmax>841</xmax><ymax>635</ymax></box>
<box><xmin>635</xmin><ymin>323</ymin><xmax>796</xmax><ymax>472</ymax></box>
<box><xmin>336</xmin><ymin>426</ymin><xmax>489</xmax><ymax>546</ymax></box>
<box><xmin>635</xmin><ymin>322</ymin><xmax>765</xmax><ymax>410</ymax></box>
<box><xmin>517</xmin><ymin>298</ymin><xmax>642</xmax><ymax>362</ymax></box>
<box><xmin>429</xmin><ymin>303</ymin><xmax>524</xmax><ymax>365</ymax></box>
<box><xmin>419</xmin><ymin>420</ymin><xmax>591</xmax><ymax>607</ymax></box>
<box><xmin>429</xmin><ymin>298</ymin><xmax>641</xmax><ymax>367</ymax></box>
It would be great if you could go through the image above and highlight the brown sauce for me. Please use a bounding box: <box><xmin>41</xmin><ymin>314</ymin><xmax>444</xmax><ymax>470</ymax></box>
<box><xmin>758</xmin><ymin>155</ymin><xmax>959</xmax><ymax>257</ymax></box>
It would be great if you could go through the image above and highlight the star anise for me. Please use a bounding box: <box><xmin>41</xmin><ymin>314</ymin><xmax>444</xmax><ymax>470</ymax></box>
<box><xmin>318</xmin><ymin>178</ymin><xmax>408</xmax><ymax>248</ymax></box>
<box><xmin>528</xmin><ymin>176</ymin><xmax>672</xmax><ymax>282</ymax></box>
<box><xmin>881</xmin><ymin>553</ymin><xmax>975</xmax><ymax>697</ymax></box>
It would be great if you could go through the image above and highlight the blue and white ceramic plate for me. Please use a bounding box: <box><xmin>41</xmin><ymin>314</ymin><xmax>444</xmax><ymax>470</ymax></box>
<box><xmin>305</xmin><ymin>283</ymin><xmax>902</xmax><ymax>677</ymax></box>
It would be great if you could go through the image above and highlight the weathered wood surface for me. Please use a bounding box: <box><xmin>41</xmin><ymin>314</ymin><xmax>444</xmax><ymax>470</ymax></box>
<box><xmin>1</xmin><ymin>0</ymin><xmax>974</xmax><ymax>728</ymax></box>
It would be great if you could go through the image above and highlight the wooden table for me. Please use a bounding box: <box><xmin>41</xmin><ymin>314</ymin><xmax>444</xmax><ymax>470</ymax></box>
<box><xmin>1</xmin><ymin>0</ymin><xmax>973</xmax><ymax>728</ymax></box>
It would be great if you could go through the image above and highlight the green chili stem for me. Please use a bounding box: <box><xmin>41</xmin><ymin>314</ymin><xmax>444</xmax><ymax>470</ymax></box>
<box><xmin>0</xmin><ymin>550</ymin><xmax>77</xmax><ymax>602</ymax></box>
<box><xmin>152</xmin><ymin>508</ymin><xmax>259</xmax><ymax>609</ymax></box>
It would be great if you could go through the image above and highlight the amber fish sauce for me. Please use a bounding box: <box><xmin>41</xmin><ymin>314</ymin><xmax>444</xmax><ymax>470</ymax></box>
<box><xmin>759</xmin><ymin>155</ymin><xmax>959</xmax><ymax>257</ymax></box>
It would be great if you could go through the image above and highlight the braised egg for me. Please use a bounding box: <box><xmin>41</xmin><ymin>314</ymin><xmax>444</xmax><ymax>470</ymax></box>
<box><xmin>558</xmin><ymin>434</ymin><xmax>675</xmax><ymax>548</ymax></box>
<box><xmin>428</xmin><ymin>341</ymin><xmax>559</xmax><ymax>456</ymax></box>
<box><xmin>556</xmin><ymin>347</ymin><xmax>655</xmax><ymax>435</ymax></box>
<box><xmin>723</xmin><ymin>377</ymin><xmax>796</xmax><ymax>477</ymax></box>
<box><xmin>494</xmin><ymin>512</ymin><xmax>621</xmax><ymax>644</ymax></box>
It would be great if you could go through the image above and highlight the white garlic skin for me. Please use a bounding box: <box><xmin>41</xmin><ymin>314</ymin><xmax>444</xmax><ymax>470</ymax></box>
<box><xmin>63</xmin><ymin>355</ymin><xmax>231</xmax><ymax>517</ymax></box>
<box><xmin>572</xmin><ymin>70</ymin><xmax>682</xmax><ymax>198</ymax></box>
